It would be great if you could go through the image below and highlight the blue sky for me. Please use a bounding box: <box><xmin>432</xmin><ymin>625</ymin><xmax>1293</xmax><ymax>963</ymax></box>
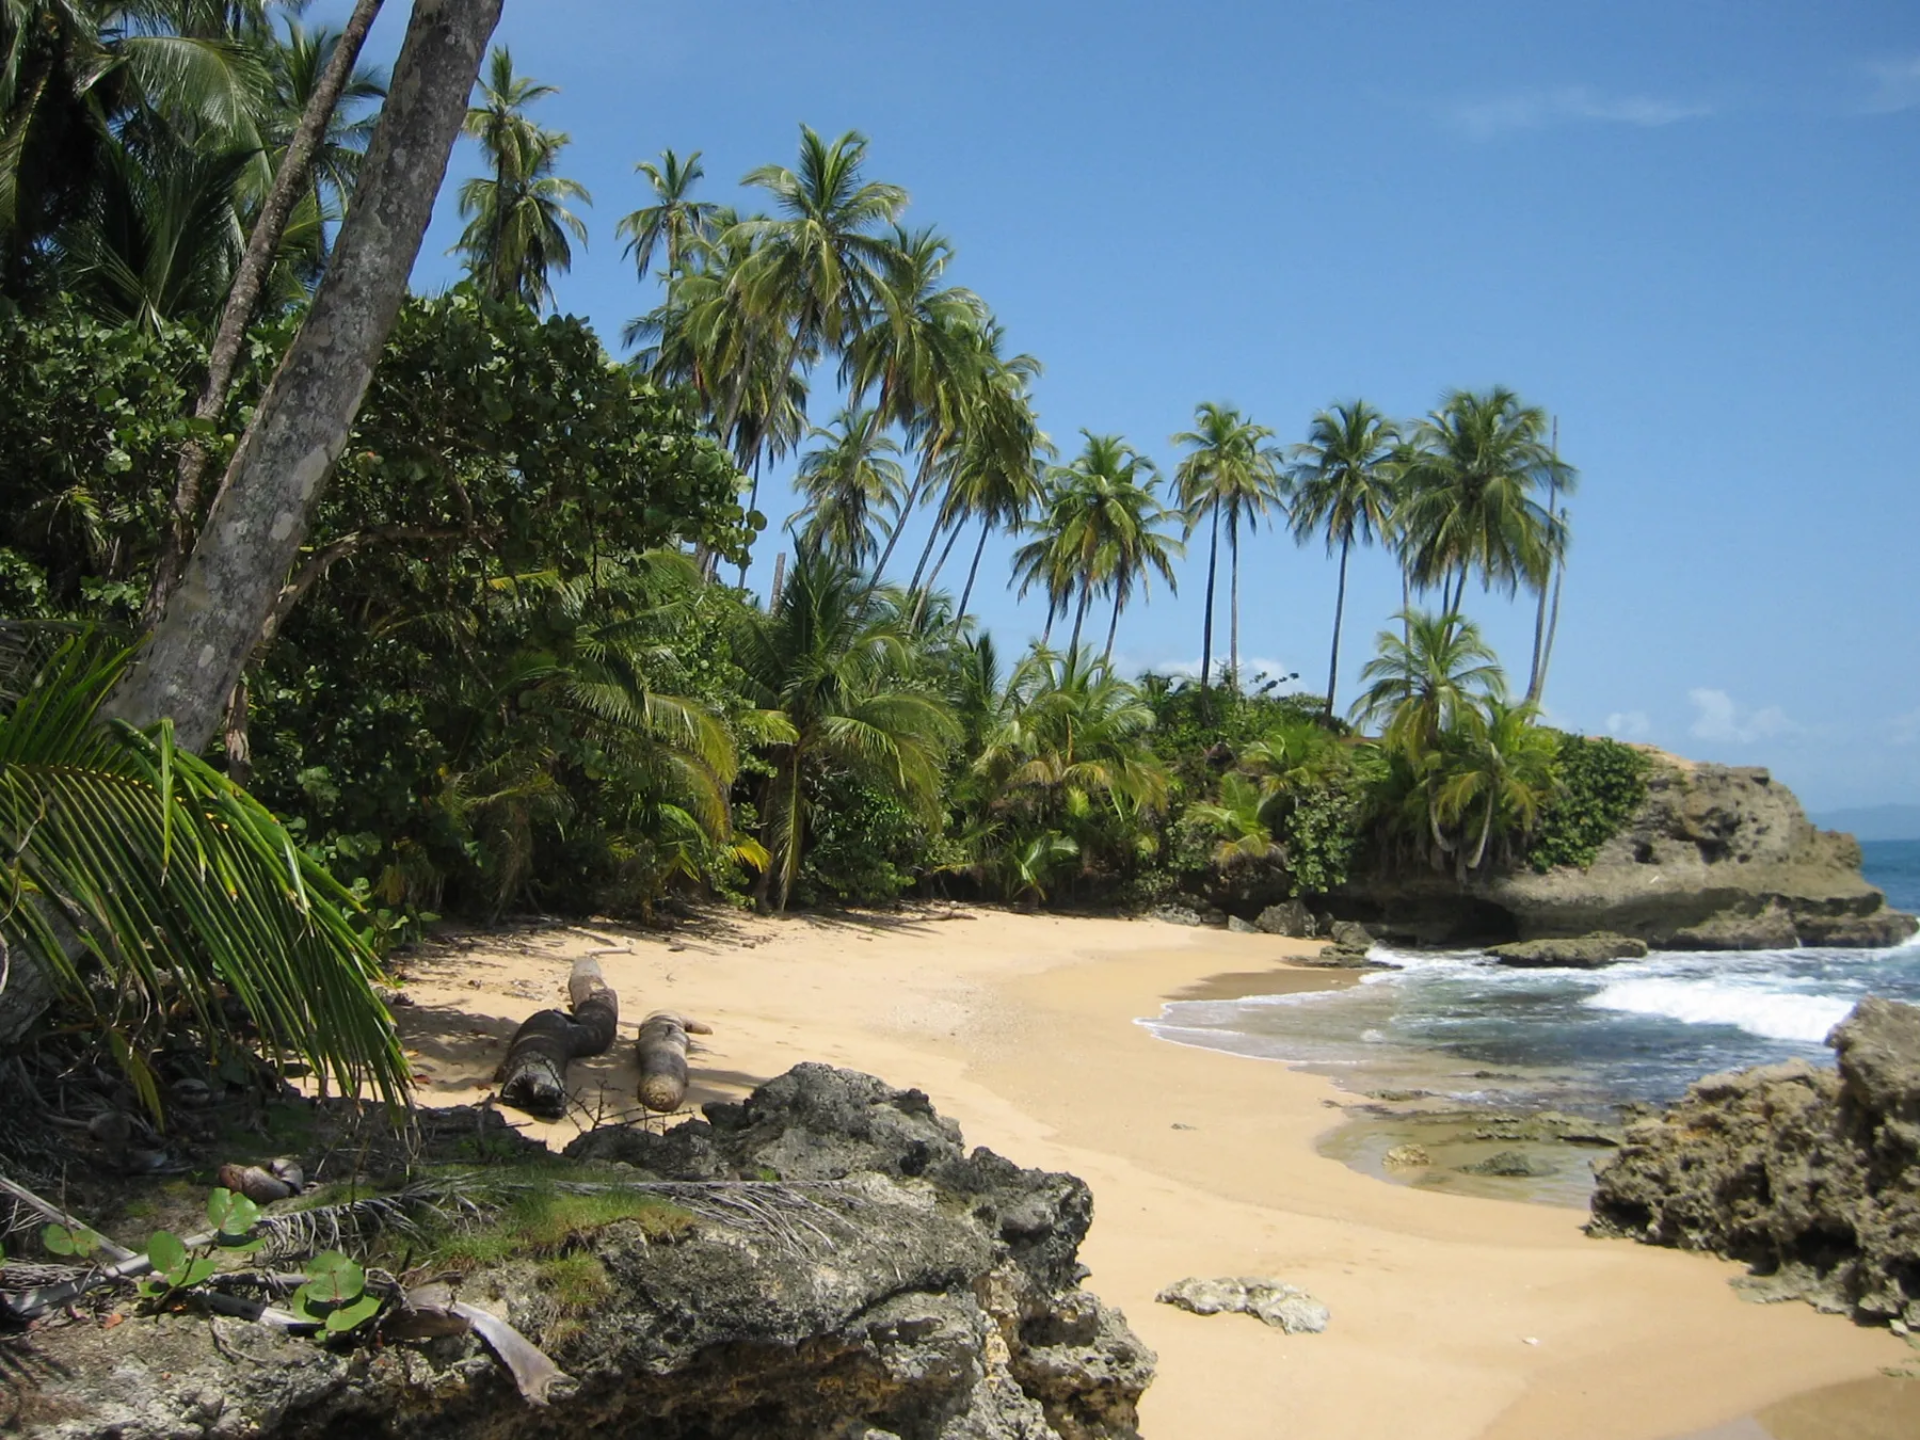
<box><xmin>328</xmin><ymin>1</ymin><xmax>1919</xmax><ymax>812</ymax></box>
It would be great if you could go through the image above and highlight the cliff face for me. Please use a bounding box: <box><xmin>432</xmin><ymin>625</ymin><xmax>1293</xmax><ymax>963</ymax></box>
<box><xmin>8</xmin><ymin>1066</ymin><xmax>1154</xmax><ymax>1440</ymax></box>
<box><xmin>1341</xmin><ymin>760</ymin><xmax>1917</xmax><ymax>951</ymax></box>
<box><xmin>1588</xmin><ymin>997</ymin><xmax>1920</xmax><ymax>1327</ymax></box>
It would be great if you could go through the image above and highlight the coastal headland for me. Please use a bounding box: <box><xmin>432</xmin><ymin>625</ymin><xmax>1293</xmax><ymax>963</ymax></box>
<box><xmin>385</xmin><ymin>905</ymin><xmax>1910</xmax><ymax>1439</ymax></box>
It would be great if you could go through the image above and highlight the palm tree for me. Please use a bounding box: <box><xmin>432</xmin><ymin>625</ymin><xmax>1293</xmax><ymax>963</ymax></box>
<box><xmin>731</xmin><ymin>545</ymin><xmax>957</xmax><ymax>910</ymax></box>
<box><xmin>1288</xmin><ymin>400</ymin><xmax>1401</xmax><ymax>718</ymax></box>
<box><xmin>453</xmin><ymin>47</ymin><xmax>590</xmax><ymax>309</ymax></box>
<box><xmin>1</xmin><ymin>0</ymin><xmax>277</xmax><ymax>296</ymax></box>
<box><xmin>0</xmin><ymin>632</ymin><xmax>407</xmax><ymax>1114</ymax></box>
<box><xmin>1021</xmin><ymin>432</ymin><xmax>1177</xmax><ymax>659</ymax></box>
<box><xmin>727</xmin><ymin>126</ymin><xmax>906</xmax><ymax>531</ymax></box>
<box><xmin>1350</xmin><ymin>608</ymin><xmax>1506</xmax><ymax>752</ymax></box>
<box><xmin>848</xmin><ymin>224</ymin><xmax>990</xmax><ymax>586</ymax></box>
<box><xmin>263</xmin><ymin>11</ymin><xmax>386</xmax><ymax>259</ymax></box>
<box><xmin>975</xmin><ymin>644</ymin><xmax>1169</xmax><ymax>824</ymax></box>
<box><xmin>1525</xmin><ymin>420</ymin><xmax>1576</xmax><ymax>704</ymax></box>
<box><xmin>787</xmin><ymin>405</ymin><xmax>905</xmax><ymax>566</ymax></box>
<box><xmin>616</xmin><ymin>146</ymin><xmax>716</xmax><ymax>294</ymax></box>
<box><xmin>1172</xmin><ymin>402</ymin><xmax>1285</xmax><ymax>693</ymax></box>
<box><xmin>1434</xmin><ymin>696</ymin><xmax>1558</xmax><ymax>872</ymax></box>
<box><xmin>1396</xmin><ymin>387</ymin><xmax>1571</xmax><ymax>615</ymax></box>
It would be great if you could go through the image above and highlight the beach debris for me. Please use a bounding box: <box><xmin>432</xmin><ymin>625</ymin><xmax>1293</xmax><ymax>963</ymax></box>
<box><xmin>216</xmin><ymin>1159</ymin><xmax>306</xmax><ymax>1205</ymax></box>
<box><xmin>384</xmin><ymin>1282</ymin><xmax>574</xmax><ymax>1405</ymax></box>
<box><xmin>637</xmin><ymin>1010</ymin><xmax>711</xmax><ymax>1115</ymax></box>
<box><xmin>1155</xmin><ymin>1276</ymin><xmax>1329</xmax><ymax>1334</ymax></box>
<box><xmin>1459</xmin><ymin>1149</ymin><xmax>1553</xmax><ymax>1178</ymax></box>
<box><xmin>495</xmin><ymin>956</ymin><xmax>620</xmax><ymax>1118</ymax></box>
<box><xmin>1382</xmin><ymin>1143</ymin><xmax>1430</xmax><ymax>1169</ymax></box>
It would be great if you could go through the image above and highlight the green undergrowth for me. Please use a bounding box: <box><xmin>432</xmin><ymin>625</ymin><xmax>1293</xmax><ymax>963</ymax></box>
<box><xmin>428</xmin><ymin>1184</ymin><xmax>692</xmax><ymax>1271</ymax></box>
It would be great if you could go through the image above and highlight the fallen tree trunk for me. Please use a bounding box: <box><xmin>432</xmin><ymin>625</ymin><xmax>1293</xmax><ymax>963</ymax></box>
<box><xmin>496</xmin><ymin>958</ymin><xmax>620</xmax><ymax>1119</ymax></box>
<box><xmin>636</xmin><ymin>1011</ymin><xmax>711</xmax><ymax>1115</ymax></box>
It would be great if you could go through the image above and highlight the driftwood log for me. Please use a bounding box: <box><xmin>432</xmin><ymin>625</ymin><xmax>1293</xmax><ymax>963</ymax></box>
<box><xmin>496</xmin><ymin>958</ymin><xmax>619</xmax><ymax>1119</ymax></box>
<box><xmin>636</xmin><ymin>1011</ymin><xmax>711</xmax><ymax>1115</ymax></box>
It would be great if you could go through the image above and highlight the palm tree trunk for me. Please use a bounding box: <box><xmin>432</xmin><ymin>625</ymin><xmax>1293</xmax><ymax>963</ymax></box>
<box><xmin>1103</xmin><ymin>586</ymin><xmax>1123</xmax><ymax>663</ymax></box>
<box><xmin>1228</xmin><ymin>522</ymin><xmax>1241</xmax><ymax>691</ymax></box>
<box><xmin>775</xmin><ymin>750</ymin><xmax>805</xmax><ymax>912</ymax></box>
<box><xmin>738</xmin><ymin>452</ymin><xmax>762</xmax><ymax>586</ymax></box>
<box><xmin>1526</xmin><ymin>477</ymin><xmax>1560</xmax><ymax>701</ymax></box>
<box><xmin>1537</xmin><ymin>546</ymin><xmax>1568</xmax><ymax>705</ymax></box>
<box><xmin>1326</xmin><ymin>531</ymin><xmax>1350</xmax><ymax>719</ymax></box>
<box><xmin>1199</xmin><ymin>506</ymin><xmax>1219</xmax><ymax>697</ymax></box>
<box><xmin>145</xmin><ymin>0</ymin><xmax>386</xmax><ymax>621</ymax></box>
<box><xmin>871</xmin><ymin>440</ymin><xmax>940</xmax><ymax>584</ymax></box>
<box><xmin>107</xmin><ymin>0</ymin><xmax>504</xmax><ymax>750</ymax></box>
<box><xmin>955</xmin><ymin>524</ymin><xmax>991</xmax><ymax>624</ymax></box>
<box><xmin>912</xmin><ymin>518</ymin><xmax>966</xmax><ymax>629</ymax></box>
<box><xmin>1068</xmin><ymin>585</ymin><xmax>1091</xmax><ymax>657</ymax></box>
<box><xmin>906</xmin><ymin>510</ymin><xmax>946</xmax><ymax>594</ymax></box>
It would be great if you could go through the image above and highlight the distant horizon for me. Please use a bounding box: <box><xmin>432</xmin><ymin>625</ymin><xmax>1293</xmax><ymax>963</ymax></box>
<box><xmin>1811</xmin><ymin>803</ymin><xmax>1920</xmax><ymax>844</ymax></box>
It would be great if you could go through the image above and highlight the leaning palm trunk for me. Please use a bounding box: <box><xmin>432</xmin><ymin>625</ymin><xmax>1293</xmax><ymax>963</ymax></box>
<box><xmin>912</xmin><ymin>520</ymin><xmax>965</xmax><ymax>629</ymax></box>
<box><xmin>954</xmin><ymin>525</ymin><xmax>991</xmax><ymax>624</ymax></box>
<box><xmin>146</xmin><ymin>0</ymin><xmax>388</xmax><ymax>621</ymax></box>
<box><xmin>1536</xmin><ymin>546</ymin><xmax>1568</xmax><ymax>704</ymax></box>
<box><xmin>109</xmin><ymin>0</ymin><xmax>504</xmax><ymax>751</ymax></box>
<box><xmin>1067</xmin><ymin>586</ymin><xmax>1091</xmax><ymax>658</ymax></box>
<box><xmin>1103</xmin><ymin>588</ymin><xmax>1122</xmax><ymax>663</ymax></box>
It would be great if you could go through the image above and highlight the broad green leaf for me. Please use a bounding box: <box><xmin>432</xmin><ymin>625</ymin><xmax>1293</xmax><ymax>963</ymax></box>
<box><xmin>207</xmin><ymin>1187</ymin><xmax>260</xmax><ymax>1236</ymax></box>
<box><xmin>181</xmin><ymin>1257</ymin><xmax>219</xmax><ymax>1288</ymax></box>
<box><xmin>301</xmin><ymin>1253</ymin><xmax>365</xmax><ymax>1304</ymax></box>
<box><xmin>42</xmin><ymin>1223</ymin><xmax>102</xmax><ymax>1258</ymax></box>
<box><xmin>147</xmin><ymin>1229</ymin><xmax>187</xmax><ymax>1277</ymax></box>
<box><xmin>324</xmin><ymin>1293</ymin><xmax>382</xmax><ymax>1333</ymax></box>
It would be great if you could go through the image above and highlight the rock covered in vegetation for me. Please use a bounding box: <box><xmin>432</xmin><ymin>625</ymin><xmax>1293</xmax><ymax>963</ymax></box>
<box><xmin>9</xmin><ymin>1065</ymin><xmax>1154</xmax><ymax>1439</ymax></box>
<box><xmin>1588</xmin><ymin>997</ymin><xmax>1920</xmax><ymax>1325</ymax></box>
<box><xmin>1346</xmin><ymin>761</ymin><xmax>1916</xmax><ymax>951</ymax></box>
<box><xmin>1486</xmin><ymin>933</ymin><xmax>1649</xmax><ymax>968</ymax></box>
<box><xmin>1154</xmin><ymin>1276</ymin><xmax>1329</xmax><ymax>1334</ymax></box>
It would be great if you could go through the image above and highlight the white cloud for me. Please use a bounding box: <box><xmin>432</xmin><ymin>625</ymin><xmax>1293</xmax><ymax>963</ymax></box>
<box><xmin>1688</xmin><ymin>688</ymin><xmax>1797</xmax><ymax>745</ymax></box>
<box><xmin>1446</xmin><ymin>85</ymin><xmax>1714</xmax><ymax>140</ymax></box>
<box><xmin>1605</xmin><ymin>710</ymin><xmax>1652</xmax><ymax>740</ymax></box>
<box><xmin>1860</xmin><ymin>55</ymin><xmax>1920</xmax><ymax>115</ymax></box>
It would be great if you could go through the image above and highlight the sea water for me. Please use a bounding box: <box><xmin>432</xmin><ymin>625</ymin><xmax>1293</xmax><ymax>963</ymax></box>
<box><xmin>1145</xmin><ymin>839</ymin><xmax>1920</xmax><ymax>1115</ymax></box>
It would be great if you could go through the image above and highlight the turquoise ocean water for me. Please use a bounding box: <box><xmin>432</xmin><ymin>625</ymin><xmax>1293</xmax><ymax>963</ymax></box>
<box><xmin>1146</xmin><ymin>839</ymin><xmax>1920</xmax><ymax>1114</ymax></box>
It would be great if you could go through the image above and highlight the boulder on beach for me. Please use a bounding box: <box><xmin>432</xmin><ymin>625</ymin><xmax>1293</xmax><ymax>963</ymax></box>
<box><xmin>1588</xmin><ymin>996</ymin><xmax>1920</xmax><ymax>1327</ymax></box>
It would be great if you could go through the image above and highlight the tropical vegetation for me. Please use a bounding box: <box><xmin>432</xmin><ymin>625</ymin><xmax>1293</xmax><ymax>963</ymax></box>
<box><xmin>0</xmin><ymin>5</ymin><xmax>1631</xmax><ymax>1116</ymax></box>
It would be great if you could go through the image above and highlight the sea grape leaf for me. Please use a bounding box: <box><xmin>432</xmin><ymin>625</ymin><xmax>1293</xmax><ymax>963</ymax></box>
<box><xmin>324</xmin><ymin>1293</ymin><xmax>382</xmax><ymax>1333</ymax></box>
<box><xmin>147</xmin><ymin>1230</ymin><xmax>187</xmax><ymax>1277</ymax></box>
<box><xmin>207</xmin><ymin>1188</ymin><xmax>261</xmax><ymax>1237</ymax></box>
<box><xmin>42</xmin><ymin>1223</ymin><xmax>102</xmax><ymax>1258</ymax></box>
<box><xmin>301</xmin><ymin>1252</ymin><xmax>365</xmax><ymax>1305</ymax></box>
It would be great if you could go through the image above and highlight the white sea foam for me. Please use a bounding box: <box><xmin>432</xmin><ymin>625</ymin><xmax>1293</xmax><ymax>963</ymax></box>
<box><xmin>1584</xmin><ymin>977</ymin><xmax>1854</xmax><ymax>1043</ymax></box>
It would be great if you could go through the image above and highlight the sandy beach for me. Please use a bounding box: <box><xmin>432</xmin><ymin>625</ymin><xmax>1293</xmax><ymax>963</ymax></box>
<box><xmin>389</xmin><ymin>905</ymin><xmax>1912</xmax><ymax>1440</ymax></box>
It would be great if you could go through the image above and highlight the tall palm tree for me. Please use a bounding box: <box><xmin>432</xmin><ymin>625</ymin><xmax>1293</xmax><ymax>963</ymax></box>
<box><xmin>616</xmin><ymin>146</ymin><xmax>716</xmax><ymax>294</ymax></box>
<box><xmin>453</xmin><ymin>47</ymin><xmax>590</xmax><ymax>309</ymax></box>
<box><xmin>1350</xmin><ymin>608</ymin><xmax>1506</xmax><ymax>752</ymax></box>
<box><xmin>848</xmin><ymin>224</ymin><xmax>989</xmax><ymax>586</ymax></box>
<box><xmin>727</xmin><ymin>126</ymin><xmax>906</xmax><ymax>529</ymax></box>
<box><xmin>731</xmin><ymin>545</ymin><xmax>957</xmax><ymax>910</ymax></box>
<box><xmin>1171</xmin><ymin>402</ymin><xmax>1284</xmax><ymax>693</ymax></box>
<box><xmin>1287</xmin><ymin>400</ymin><xmax>1401</xmax><ymax>718</ymax></box>
<box><xmin>1396</xmin><ymin>387</ymin><xmax>1571</xmax><ymax>615</ymax></box>
<box><xmin>1525</xmin><ymin>419</ymin><xmax>1576</xmax><ymax>704</ymax></box>
<box><xmin>1017</xmin><ymin>432</ymin><xmax>1175</xmax><ymax>660</ymax></box>
<box><xmin>787</xmin><ymin>404</ymin><xmax>905</xmax><ymax>566</ymax></box>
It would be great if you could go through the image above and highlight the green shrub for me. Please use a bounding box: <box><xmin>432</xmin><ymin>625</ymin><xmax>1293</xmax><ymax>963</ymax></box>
<box><xmin>1527</xmin><ymin>732</ymin><xmax>1651</xmax><ymax>871</ymax></box>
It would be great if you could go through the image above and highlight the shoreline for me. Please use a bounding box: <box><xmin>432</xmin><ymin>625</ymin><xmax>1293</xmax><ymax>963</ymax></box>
<box><xmin>390</xmin><ymin>904</ymin><xmax>1911</xmax><ymax>1440</ymax></box>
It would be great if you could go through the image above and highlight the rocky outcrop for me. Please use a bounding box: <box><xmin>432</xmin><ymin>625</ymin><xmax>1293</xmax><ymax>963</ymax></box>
<box><xmin>1588</xmin><ymin>997</ymin><xmax>1920</xmax><ymax>1326</ymax></box>
<box><xmin>8</xmin><ymin>1066</ymin><xmax>1154</xmax><ymax>1439</ymax></box>
<box><xmin>1487</xmin><ymin>933</ymin><xmax>1649</xmax><ymax>968</ymax></box>
<box><xmin>1340</xmin><ymin>761</ymin><xmax>1917</xmax><ymax>951</ymax></box>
